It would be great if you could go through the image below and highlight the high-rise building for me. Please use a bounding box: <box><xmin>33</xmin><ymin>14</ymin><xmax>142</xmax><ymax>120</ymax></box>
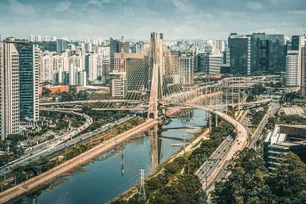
<box><xmin>40</xmin><ymin>51</ymin><xmax>53</xmax><ymax>83</ymax></box>
<box><xmin>300</xmin><ymin>47</ymin><xmax>306</xmax><ymax>97</ymax></box>
<box><xmin>178</xmin><ymin>55</ymin><xmax>194</xmax><ymax>84</ymax></box>
<box><xmin>132</xmin><ymin>41</ymin><xmax>145</xmax><ymax>53</ymax></box>
<box><xmin>194</xmin><ymin>53</ymin><xmax>209</xmax><ymax>72</ymax></box>
<box><xmin>110</xmin><ymin>38</ymin><xmax>120</xmax><ymax>72</ymax></box>
<box><xmin>111</xmin><ymin>73</ymin><xmax>127</xmax><ymax>97</ymax></box>
<box><xmin>51</xmin><ymin>36</ymin><xmax>57</xmax><ymax>42</ymax></box>
<box><xmin>28</xmin><ymin>34</ymin><xmax>35</xmax><ymax>42</ymax></box>
<box><xmin>216</xmin><ymin>40</ymin><xmax>226</xmax><ymax>52</ymax></box>
<box><xmin>0</xmin><ymin>38</ymin><xmax>20</xmax><ymax>140</ymax></box>
<box><xmin>251</xmin><ymin>33</ymin><xmax>286</xmax><ymax>73</ymax></box>
<box><xmin>285</xmin><ymin>50</ymin><xmax>299</xmax><ymax>87</ymax></box>
<box><xmin>110</xmin><ymin>38</ymin><xmax>129</xmax><ymax>72</ymax></box>
<box><xmin>208</xmin><ymin>53</ymin><xmax>224</xmax><ymax>74</ymax></box>
<box><xmin>228</xmin><ymin>33</ymin><xmax>251</xmax><ymax>75</ymax></box>
<box><xmin>57</xmin><ymin>39</ymin><xmax>68</xmax><ymax>53</ymax></box>
<box><xmin>85</xmin><ymin>53</ymin><xmax>98</xmax><ymax>81</ymax></box>
<box><xmin>292</xmin><ymin>35</ymin><xmax>305</xmax><ymax>51</ymax></box>
<box><xmin>15</xmin><ymin>40</ymin><xmax>40</xmax><ymax>122</ymax></box>
<box><xmin>36</xmin><ymin>35</ymin><xmax>42</xmax><ymax>42</ymax></box>
<box><xmin>43</xmin><ymin>36</ymin><xmax>51</xmax><ymax>42</ymax></box>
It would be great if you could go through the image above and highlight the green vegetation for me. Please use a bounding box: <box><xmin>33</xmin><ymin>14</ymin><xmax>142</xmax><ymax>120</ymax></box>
<box><xmin>0</xmin><ymin>117</ymin><xmax>145</xmax><ymax>192</ymax></box>
<box><xmin>113</xmin><ymin>122</ymin><xmax>234</xmax><ymax>204</ymax></box>
<box><xmin>212</xmin><ymin>149</ymin><xmax>306</xmax><ymax>204</ymax></box>
<box><xmin>251</xmin><ymin>84</ymin><xmax>266</xmax><ymax>96</ymax></box>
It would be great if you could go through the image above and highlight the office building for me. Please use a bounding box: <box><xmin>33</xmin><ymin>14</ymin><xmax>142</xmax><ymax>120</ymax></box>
<box><xmin>57</xmin><ymin>39</ymin><xmax>68</xmax><ymax>53</ymax></box>
<box><xmin>285</xmin><ymin>51</ymin><xmax>299</xmax><ymax>87</ymax></box>
<box><xmin>251</xmin><ymin>33</ymin><xmax>286</xmax><ymax>73</ymax></box>
<box><xmin>132</xmin><ymin>41</ymin><xmax>145</xmax><ymax>53</ymax></box>
<box><xmin>194</xmin><ymin>53</ymin><xmax>209</xmax><ymax>72</ymax></box>
<box><xmin>0</xmin><ymin>38</ymin><xmax>20</xmax><ymax>140</ymax></box>
<box><xmin>111</xmin><ymin>73</ymin><xmax>127</xmax><ymax>97</ymax></box>
<box><xmin>292</xmin><ymin>35</ymin><xmax>305</xmax><ymax>51</ymax></box>
<box><xmin>208</xmin><ymin>53</ymin><xmax>224</xmax><ymax>74</ymax></box>
<box><xmin>264</xmin><ymin>125</ymin><xmax>306</xmax><ymax>170</ymax></box>
<box><xmin>15</xmin><ymin>40</ymin><xmax>40</xmax><ymax>122</ymax></box>
<box><xmin>300</xmin><ymin>47</ymin><xmax>306</xmax><ymax>97</ymax></box>
<box><xmin>178</xmin><ymin>55</ymin><xmax>194</xmax><ymax>84</ymax></box>
<box><xmin>228</xmin><ymin>33</ymin><xmax>251</xmax><ymax>75</ymax></box>
<box><xmin>110</xmin><ymin>38</ymin><xmax>129</xmax><ymax>72</ymax></box>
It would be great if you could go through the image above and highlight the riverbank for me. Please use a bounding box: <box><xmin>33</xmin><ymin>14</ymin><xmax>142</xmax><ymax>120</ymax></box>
<box><xmin>0</xmin><ymin>119</ymin><xmax>158</xmax><ymax>203</ymax></box>
<box><xmin>112</xmin><ymin>127</ymin><xmax>209</xmax><ymax>202</ymax></box>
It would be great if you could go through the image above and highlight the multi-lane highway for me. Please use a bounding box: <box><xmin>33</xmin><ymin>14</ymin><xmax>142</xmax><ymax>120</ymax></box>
<box><xmin>0</xmin><ymin>119</ymin><xmax>157</xmax><ymax>203</ymax></box>
<box><xmin>248</xmin><ymin>102</ymin><xmax>279</xmax><ymax>148</ymax></box>
<box><xmin>0</xmin><ymin>111</ymin><xmax>134</xmax><ymax>177</ymax></box>
<box><xmin>187</xmin><ymin>104</ymin><xmax>249</xmax><ymax>191</ymax></box>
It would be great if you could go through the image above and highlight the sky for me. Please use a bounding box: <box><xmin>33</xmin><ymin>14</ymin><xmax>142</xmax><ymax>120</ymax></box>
<box><xmin>0</xmin><ymin>0</ymin><xmax>305</xmax><ymax>40</ymax></box>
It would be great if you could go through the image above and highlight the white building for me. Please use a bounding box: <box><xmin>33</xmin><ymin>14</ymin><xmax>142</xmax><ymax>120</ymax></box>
<box><xmin>28</xmin><ymin>34</ymin><xmax>35</xmax><ymax>42</ymax></box>
<box><xmin>43</xmin><ymin>36</ymin><xmax>51</xmax><ymax>42</ymax></box>
<box><xmin>87</xmin><ymin>53</ymin><xmax>98</xmax><ymax>81</ymax></box>
<box><xmin>51</xmin><ymin>36</ymin><xmax>57</xmax><ymax>42</ymax></box>
<box><xmin>178</xmin><ymin>55</ymin><xmax>194</xmax><ymax>84</ymax></box>
<box><xmin>111</xmin><ymin>73</ymin><xmax>127</xmax><ymax>97</ymax></box>
<box><xmin>36</xmin><ymin>35</ymin><xmax>42</xmax><ymax>42</ymax></box>
<box><xmin>286</xmin><ymin>50</ymin><xmax>299</xmax><ymax>87</ymax></box>
<box><xmin>0</xmin><ymin>40</ymin><xmax>20</xmax><ymax>140</ymax></box>
<box><xmin>40</xmin><ymin>51</ymin><xmax>54</xmax><ymax>83</ymax></box>
<box><xmin>208</xmin><ymin>53</ymin><xmax>224</xmax><ymax>74</ymax></box>
<box><xmin>216</xmin><ymin>40</ymin><xmax>226</xmax><ymax>52</ymax></box>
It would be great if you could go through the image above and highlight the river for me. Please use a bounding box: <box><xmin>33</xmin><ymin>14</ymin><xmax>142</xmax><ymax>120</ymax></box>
<box><xmin>15</xmin><ymin>109</ymin><xmax>208</xmax><ymax>204</ymax></box>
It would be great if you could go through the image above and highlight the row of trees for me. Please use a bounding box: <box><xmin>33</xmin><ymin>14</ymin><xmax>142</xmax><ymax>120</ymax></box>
<box><xmin>113</xmin><ymin>122</ymin><xmax>235</xmax><ymax>204</ymax></box>
<box><xmin>212</xmin><ymin>149</ymin><xmax>306</xmax><ymax>204</ymax></box>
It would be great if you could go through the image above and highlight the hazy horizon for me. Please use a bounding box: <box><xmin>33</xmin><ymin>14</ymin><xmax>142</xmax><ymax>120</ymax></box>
<box><xmin>0</xmin><ymin>0</ymin><xmax>305</xmax><ymax>40</ymax></box>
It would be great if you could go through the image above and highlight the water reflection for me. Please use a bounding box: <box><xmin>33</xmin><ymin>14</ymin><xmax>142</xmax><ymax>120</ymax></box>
<box><xmin>15</xmin><ymin>109</ymin><xmax>208</xmax><ymax>204</ymax></box>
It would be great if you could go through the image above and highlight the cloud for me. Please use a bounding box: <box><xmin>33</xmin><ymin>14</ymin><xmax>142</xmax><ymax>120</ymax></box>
<box><xmin>55</xmin><ymin>1</ymin><xmax>72</xmax><ymax>12</ymax></box>
<box><xmin>247</xmin><ymin>2</ymin><xmax>264</xmax><ymax>10</ymax></box>
<box><xmin>88</xmin><ymin>0</ymin><xmax>102</xmax><ymax>7</ymax></box>
<box><xmin>7</xmin><ymin>0</ymin><xmax>36</xmax><ymax>16</ymax></box>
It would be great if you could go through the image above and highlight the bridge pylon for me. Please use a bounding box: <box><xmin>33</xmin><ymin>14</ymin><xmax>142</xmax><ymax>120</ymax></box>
<box><xmin>148</xmin><ymin>32</ymin><xmax>163</xmax><ymax>119</ymax></box>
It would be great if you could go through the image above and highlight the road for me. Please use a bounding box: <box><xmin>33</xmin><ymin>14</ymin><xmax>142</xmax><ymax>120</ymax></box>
<box><xmin>0</xmin><ymin>119</ymin><xmax>158</xmax><ymax>203</ymax></box>
<box><xmin>0</xmin><ymin>111</ymin><xmax>134</xmax><ymax>178</ymax></box>
<box><xmin>187</xmin><ymin>104</ymin><xmax>248</xmax><ymax>191</ymax></box>
<box><xmin>40</xmin><ymin>99</ymin><xmax>141</xmax><ymax>106</ymax></box>
<box><xmin>0</xmin><ymin>110</ymin><xmax>93</xmax><ymax>177</ymax></box>
<box><xmin>248</xmin><ymin>103</ymin><xmax>279</xmax><ymax>149</ymax></box>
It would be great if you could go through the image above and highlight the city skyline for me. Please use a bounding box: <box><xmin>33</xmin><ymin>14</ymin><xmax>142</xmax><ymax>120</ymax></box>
<box><xmin>0</xmin><ymin>0</ymin><xmax>305</xmax><ymax>40</ymax></box>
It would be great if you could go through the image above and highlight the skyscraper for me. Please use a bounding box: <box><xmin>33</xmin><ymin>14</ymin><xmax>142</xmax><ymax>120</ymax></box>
<box><xmin>110</xmin><ymin>38</ymin><xmax>120</xmax><ymax>72</ymax></box>
<box><xmin>57</xmin><ymin>39</ymin><xmax>68</xmax><ymax>53</ymax></box>
<box><xmin>178</xmin><ymin>55</ymin><xmax>194</xmax><ymax>84</ymax></box>
<box><xmin>285</xmin><ymin>50</ymin><xmax>299</xmax><ymax>87</ymax></box>
<box><xmin>292</xmin><ymin>35</ymin><xmax>305</xmax><ymax>51</ymax></box>
<box><xmin>15</xmin><ymin>40</ymin><xmax>40</xmax><ymax>122</ymax></box>
<box><xmin>251</xmin><ymin>33</ymin><xmax>286</xmax><ymax>73</ymax></box>
<box><xmin>86</xmin><ymin>53</ymin><xmax>98</xmax><ymax>81</ymax></box>
<box><xmin>228</xmin><ymin>34</ymin><xmax>251</xmax><ymax>75</ymax></box>
<box><xmin>300</xmin><ymin>47</ymin><xmax>306</xmax><ymax>97</ymax></box>
<box><xmin>0</xmin><ymin>38</ymin><xmax>20</xmax><ymax>140</ymax></box>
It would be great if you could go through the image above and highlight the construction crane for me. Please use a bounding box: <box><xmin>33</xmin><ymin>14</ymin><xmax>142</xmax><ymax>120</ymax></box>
<box><xmin>120</xmin><ymin>36</ymin><xmax>125</xmax><ymax>72</ymax></box>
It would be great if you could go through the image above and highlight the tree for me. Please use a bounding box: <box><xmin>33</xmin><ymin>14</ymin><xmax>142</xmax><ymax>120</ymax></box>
<box><xmin>42</xmin><ymin>87</ymin><xmax>52</xmax><ymax>97</ymax></box>
<box><xmin>60</xmin><ymin>91</ymin><xmax>73</xmax><ymax>102</ymax></box>
<box><xmin>268</xmin><ymin>152</ymin><xmax>306</xmax><ymax>201</ymax></box>
<box><xmin>76</xmin><ymin>90</ymin><xmax>89</xmax><ymax>100</ymax></box>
